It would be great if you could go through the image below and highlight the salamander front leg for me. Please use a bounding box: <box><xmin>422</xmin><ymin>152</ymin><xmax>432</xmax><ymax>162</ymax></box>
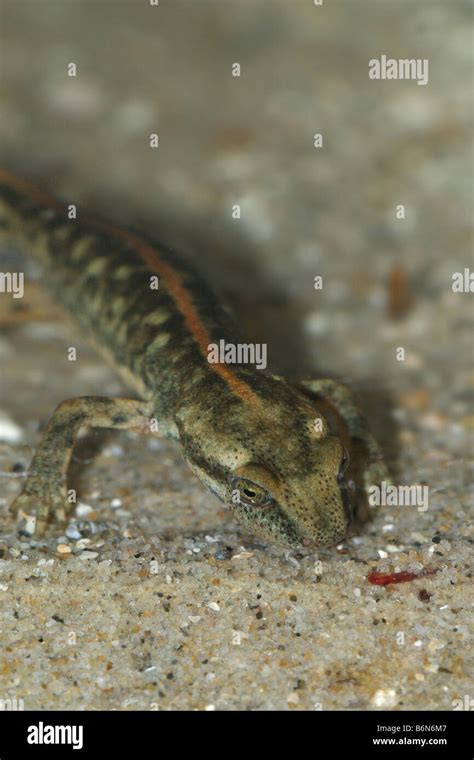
<box><xmin>10</xmin><ymin>396</ymin><xmax>156</xmax><ymax>535</ymax></box>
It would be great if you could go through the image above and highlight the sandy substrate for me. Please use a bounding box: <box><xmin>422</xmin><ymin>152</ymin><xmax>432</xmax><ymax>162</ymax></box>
<box><xmin>0</xmin><ymin>0</ymin><xmax>472</xmax><ymax>710</ymax></box>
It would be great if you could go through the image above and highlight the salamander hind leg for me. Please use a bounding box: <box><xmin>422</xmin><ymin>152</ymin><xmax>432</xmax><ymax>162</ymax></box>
<box><xmin>10</xmin><ymin>396</ymin><xmax>155</xmax><ymax>536</ymax></box>
<box><xmin>297</xmin><ymin>378</ymin><xmax>392</xmax><ymax>520</ymax></box>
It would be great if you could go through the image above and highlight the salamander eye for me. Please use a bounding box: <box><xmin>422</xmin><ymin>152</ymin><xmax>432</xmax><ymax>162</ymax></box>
<box><xmin>231</xmin><ymin>477</ymin><xmax>272</xmax><ymax>508</ymax></box>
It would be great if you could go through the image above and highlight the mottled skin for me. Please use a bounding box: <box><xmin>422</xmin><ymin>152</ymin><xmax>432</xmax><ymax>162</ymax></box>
<box><xmin>0</xmin><ymin>170</ymin><xmax>390</xmax><ymax>547</ymax></box>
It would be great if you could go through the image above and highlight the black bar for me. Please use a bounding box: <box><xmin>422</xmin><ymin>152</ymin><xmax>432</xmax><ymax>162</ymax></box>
<box><xmin>0</xmin><ymin>710</ymin><xmax>471</xmax><ymax>758</ymax></box>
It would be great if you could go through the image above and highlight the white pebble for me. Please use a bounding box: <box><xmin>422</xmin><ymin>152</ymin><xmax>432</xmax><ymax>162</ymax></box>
<box><xmin>76</xmin><ymin>503</ymin><xmax>93</xmax><ymax>517</ymax></box>
<box><xmin>371</xmin><ymin>689</ymin><xmax>398</xmax><ymax>708</ymax></box>
<box><xmin>24</xmin><ymin>516</ymin><xmax>36</xmax><ymax>535</ymax></box>
<box><xmin>75</xmin><ymin>538</ymin><xmax>91</xmax><ymax>550</ymax></box>
<box><xmin>0</xmin><ymin>412</ymin><xmax>23</xmax><ymax>443</ymax></box>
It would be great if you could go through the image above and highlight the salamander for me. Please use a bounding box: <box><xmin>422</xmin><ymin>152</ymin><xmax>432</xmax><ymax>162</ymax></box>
<box><xmin>0</xmin><ymin>169</ymin><xmax>390</xmax><ymax>547</ymax></box>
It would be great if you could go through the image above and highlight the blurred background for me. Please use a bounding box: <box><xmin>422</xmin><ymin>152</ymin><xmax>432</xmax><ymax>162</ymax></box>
<box><xmin>1</xmin><ymin>0</ymin><xmax>472</xmax><ymax>376</ymax></box>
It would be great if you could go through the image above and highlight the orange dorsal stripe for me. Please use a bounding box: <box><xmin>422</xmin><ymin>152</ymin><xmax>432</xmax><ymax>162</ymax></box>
<box><xmin>97</xmin><ymin>222</ymin><xmax>259</xmax><ymax>404</ymax></box>
<box><xmin>0</xmin><ymin>169</ymin><xmax>259</xmax><ymax>404</ymax></box>
<box><xmin>0</xmin><ymin>169</ymin><xmax>64</xmax><ymax>212</ymax></box>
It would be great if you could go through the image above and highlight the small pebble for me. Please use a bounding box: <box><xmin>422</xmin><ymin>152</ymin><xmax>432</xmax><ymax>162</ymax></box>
<box><xmin>78</xmin><ymin>550</ymin><xmax>99</xmax><ymax>560</ymax></box>
<box><xmin>0</xmin><ymin>412</ymin><xmax>23</xmax><ymax>443</ymax></box>
<box><xmin>57</xmin><ymin>544</ymin><xmax>72</xmax><ymax>555</ymax></box>
<box><xmin>371</xmin><ymin>689</ymin><xmax>398</xmax><ymax>708</ymax></box>
<box><xmin>24</xmin><ymin>516</ymin><xmax>36</xmax><ymax>536</ymax></box>
<box><xmin>411</xmin><ymin>532</ymin><xmax>428</xmax><ymax>543</ymax></box>
<box><xmin>65</xmin><ymin>524</ymin><xmax>82</xmax><ymax>540</ymax></box>
<box><xmin>75</xmin><ymin>538</ymin><xmax>91</xmax><ymax>550</ymax></box>
<box><xmin>76</xmin><ymin>503</ymin><xmax>93</xmax><ymax>518</ymax></box>
<box><xmin>418</xmin><ymin>589</ymin><xmax>432</xmax><ymax>603</ymax></box>
<box><xmin>215</xmin><ymin>548</ymin><xmax>231</xmax><ymax>560</ymax></box>
<box><xmin>231</xmin><ymin>550</ymin><xmax>254</xmax><ymax>560</ymax></box>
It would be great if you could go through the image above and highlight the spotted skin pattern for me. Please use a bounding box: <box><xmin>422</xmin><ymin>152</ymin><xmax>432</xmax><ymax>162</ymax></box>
<box><xmin>0</xmin><ymin>170</ymin><xmax>390</xmax><ymax>546</ymax></box>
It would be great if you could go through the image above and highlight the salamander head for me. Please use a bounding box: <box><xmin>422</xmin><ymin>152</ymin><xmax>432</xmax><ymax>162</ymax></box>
<box><xmin>177</xmin><ymin>375</ymin><xmax>352</xmax><ymax>548</ymax></box>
